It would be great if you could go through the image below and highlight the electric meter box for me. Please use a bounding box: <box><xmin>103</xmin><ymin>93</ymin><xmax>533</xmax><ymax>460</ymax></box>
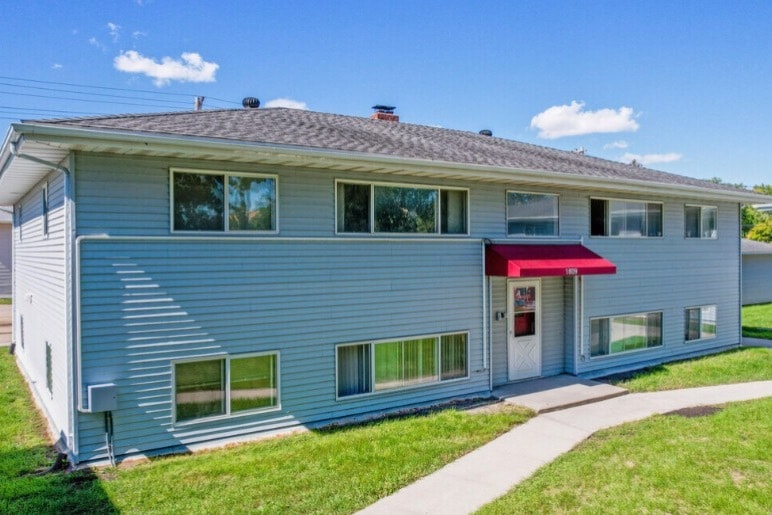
<box><xmin>87</xmin><ymin>383</ymin><xmax>118</xmax><ymax>413</ymax></box>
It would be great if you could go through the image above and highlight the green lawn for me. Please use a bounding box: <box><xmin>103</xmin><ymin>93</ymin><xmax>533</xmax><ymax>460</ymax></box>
<box><xmin>0</xmin><ymin>298</ymin><xmax>11</xmax><ymax>305</ymax></box>
<box><xmin>605</xmin><ymin>347</ymin><xmax>772</xmax><ymax>392</ymax></box>
<box><xmin>743</xmin><ymin>302</ymin><xmax>772</xmax><ymax>340</ymax></box>
<box><xmin>0</xmin><ymin>352</ymin><xmax>531</xmax><ymax>514</ymax></box>
<box><xmin>479</xmin><ymin>397</ymin><xmax>772</xmax><ymax>514</ymax></box>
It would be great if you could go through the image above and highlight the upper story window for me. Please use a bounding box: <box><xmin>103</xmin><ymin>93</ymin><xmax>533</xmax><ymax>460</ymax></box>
<box><xmin>684</xmin><ymin>205</ymin><xmax>717</xmax><ymax>239</ymax></box>
<box><xmin>590</xmin><ymin>198</ymin><xmax>662</xmax><ymax>237</ymax></box>
<box><xmin>507</xmin><ymin>192</ymin><xmax>559</xmax><ymax>237</ymax></box>
<box><xmin>336</xmin><ymin>181</ymin><xmax>468</xmax><ymax>235</ymax></box>
<box><xmin>171</xmin><ymin>169</ymin><xmax>277</xmax><ymax>233</ymax></box>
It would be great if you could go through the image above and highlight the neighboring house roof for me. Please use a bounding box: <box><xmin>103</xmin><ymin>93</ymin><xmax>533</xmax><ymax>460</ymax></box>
<box><xmin>1</xmin><ymin>107</ymin><xmax>770</xmax><ymax>205</ymax></box>
<box><xmin>742</xmin><ymin>238</ymin><xmax>772</xmax><ymax>255</ymax></box>
<box><xmin>754</xmin><ymin>203</ymin><xmax>772</xmax><ymax>212</ymax></box>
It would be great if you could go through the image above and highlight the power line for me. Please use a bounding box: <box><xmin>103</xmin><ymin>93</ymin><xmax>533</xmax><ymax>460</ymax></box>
<box><xmin>0</xmin><ymin>81</ymin><xmax>194</xmax><ymax>107</ymax></box>
<box><xmin>0</xmin><ymin>75</ymin><xmax>240</xmax><ymax>106</ymax></box>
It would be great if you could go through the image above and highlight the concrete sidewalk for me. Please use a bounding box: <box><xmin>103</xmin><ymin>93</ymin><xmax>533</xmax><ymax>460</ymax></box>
<box><xmin>743</xmin><ymin>336</ymin><xmax>772</xmax><ymax>348</ymax></box>
<box><xmin>0</xmin><ymin>304</ymin><xmax>10</xmax><ymax>346</ymax></box>
<box><xmin>358</xmin><ymin>380</ymin><xmax>772</xmax><ymax>515</ymax></box>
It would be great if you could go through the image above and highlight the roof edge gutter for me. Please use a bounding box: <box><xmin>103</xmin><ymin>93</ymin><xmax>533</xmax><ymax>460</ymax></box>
<box><xmin>9</xmin><ymin>135</ymin><xmax>71</xmax><ymax>176</ymax></box>
<box><xmin>11</xmin><ymin>122</ymin><xmax>771</xmax><ymax>204</ymax></box>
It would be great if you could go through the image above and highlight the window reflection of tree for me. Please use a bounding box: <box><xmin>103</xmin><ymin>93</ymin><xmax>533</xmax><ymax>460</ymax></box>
<box><xmin>173</xmin><ymin>173</ymin><xmax>224</xmax><ymax>231</ymax></box>
<box><xmin>228</xmin><ymin>176</ymin><xmax>274</xmax><ymax>231</ymax></box>
<box><xmin>375</xmin><ymin>187</ymin><xmax>437</xmax><ymax>233</ymax></box>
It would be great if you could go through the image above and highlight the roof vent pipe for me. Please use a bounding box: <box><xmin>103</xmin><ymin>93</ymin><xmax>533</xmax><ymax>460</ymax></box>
<box><xmin>479</xmin><ymin>129</ymin><xmax>493</xmax><ymax>137</ymax></box>
<box><xmin>194</xmin><ymin>96</ymin><xmax>205</xmax><ymax>111</ymax></box>
<box><xmin>242</xmin><ymin>97</ymin><xmax>261</xmax><ymax>109</ymax></box>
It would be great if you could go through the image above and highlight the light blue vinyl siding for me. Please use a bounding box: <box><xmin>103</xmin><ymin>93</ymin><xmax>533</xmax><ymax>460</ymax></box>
<box><xmin>76</xmin><ymin>238</ymin><xmax>487</xmax><ymax>461</ymax></box>
<box><xmin>577</xmin><ymin>200</ymin><xmax>741</xmax><ymax>376</ymax></box>
<box><xmin>0</xmin><ymin>222</ymin><xmax>11</xmax><ymax>297</ymax></box>
<box><xmin>71</xmin><ymin>151</ymin><xmax>746</xmax><ymax>460</ymax></box>
<box><xmin>742</xmin><ymin>254</ymin><xmax>772</xmax><ymax>305</ymax></box>
<box><xmin>14</xmin><ymin>170</ymin><xmax>72</xmax><ymax>444</ymax></box>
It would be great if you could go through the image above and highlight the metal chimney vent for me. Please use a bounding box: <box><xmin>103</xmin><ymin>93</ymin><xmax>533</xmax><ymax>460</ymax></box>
<box><xmin>242</xmin><ymin>97</ymin><xmax>261</xmax><ymax>109</ymax></box>
<box><xmin>479</xmin><ymin>129</ymin><xmax>493</xmax><ymax>137</ymax></box>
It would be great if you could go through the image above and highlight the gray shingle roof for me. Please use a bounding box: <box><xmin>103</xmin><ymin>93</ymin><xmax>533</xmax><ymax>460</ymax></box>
<box><xmin>742</xmin><ymin>238</ymin><xmax>772</xmax><ymax>254</ymax></box>
<box><xmin>27</xmin><ymin>107</ymin><xmax>751</xmax><ymax>194</ymax></box>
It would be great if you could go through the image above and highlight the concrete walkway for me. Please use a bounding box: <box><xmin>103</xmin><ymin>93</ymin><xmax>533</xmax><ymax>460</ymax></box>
<box><xmin>743</xmin><ymin>336</ymin><xmax>772</xmax><ymax>348</ymax></box>
<box><xmin>492</xmin><ymin>374</ymin><xmax>627</xmax><ymax>413</ymax></box>
<box><xmin>0</xmin><ymin>304</ymin><xmax>10</xmax><ymax>346</ymax></box>
<box><xmin>358</xmin><ymin>380</ymin><xmax>772</xmax><ymax>515</ymax></box>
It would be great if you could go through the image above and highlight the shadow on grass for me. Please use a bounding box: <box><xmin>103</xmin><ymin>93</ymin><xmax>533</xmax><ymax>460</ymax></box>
<box><xmin>0</xmin><ymin>445</ymin><xmax>116</xmax><ymax>514</ymax></box>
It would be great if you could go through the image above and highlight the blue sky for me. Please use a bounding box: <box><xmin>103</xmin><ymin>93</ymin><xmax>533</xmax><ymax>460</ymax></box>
<box><xmin>2</xmin><ymin>0</ymin><xmax>770</xmax><ymax>186</ymax></box>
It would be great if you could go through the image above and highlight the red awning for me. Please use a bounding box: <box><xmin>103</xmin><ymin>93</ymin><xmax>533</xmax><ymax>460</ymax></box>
<box><xmin>485</xmin><ymin>244</ymin><xmax>616</xmax><ymax>277</ymax></box>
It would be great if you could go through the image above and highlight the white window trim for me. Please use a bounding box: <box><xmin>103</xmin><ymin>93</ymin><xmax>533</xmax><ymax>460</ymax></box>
<box><xmin>590</xmin><ymin>196</ymin><xmax>664</xmax><ymax>239</ymax></box>
<box><xmin>334</xmin><ymin>179</ymin><xmax>470</xmax><ymax>236</ymax></box>
<box><xmin>684</xmin><ymin>304</ymin><xmax>717</xmax><ymax>343</ymax></box>
<box><xmin>335</xmin><ymin>331</ymin><xmax>470</xmax><ymax>401</ymax></box>
<box><xmin>589</xmin><ymin>310</ymin><xmax>664</xmax><ymax>359</ymax></box>
<box><xmin>505</xmin><ymin>190</ymin><xmax>560</xmax><ymax>238</ymax></box>
<box><xmin>684</xmin><ymin>204</ymin><xmax>718</xmax><ymax>240</ymax></box>
<box><xmin>172</xmin><ymin>351</ymin><xmax>281</xmax><ymax>426</ymax></box>
<box><xmin>169</xmin><ymin>168</ymin><xmax>280</xmax><ymax>235</ymax></box>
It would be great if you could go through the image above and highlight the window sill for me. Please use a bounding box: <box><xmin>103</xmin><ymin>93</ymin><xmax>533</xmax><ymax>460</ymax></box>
<box><xmin>589</xmin><ymin>344</ymin><xmax>663</xmax><ymax>360</ymax></box>
<box><xmin>336</xmin><ymin>375</ymin><xmax>470</xmax><ymax>402</ymax></box>
<box><xmin>172</xmin><ymin>404</ymin><xmax>282</xmax><ymax>428</ymax></box>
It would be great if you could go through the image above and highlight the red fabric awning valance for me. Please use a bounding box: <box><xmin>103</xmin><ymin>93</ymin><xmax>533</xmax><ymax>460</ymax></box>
<box><xmin>485</xmin><ymin>244</ymin><xmax>616</xmax><ymax>277</ymax></box>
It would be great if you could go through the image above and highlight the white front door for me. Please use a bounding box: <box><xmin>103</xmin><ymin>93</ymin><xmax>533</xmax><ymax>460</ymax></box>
<box><xmin>507</xmin><ymin>280</ymin><xmax>541</xmax><ymax>381</ymax></box>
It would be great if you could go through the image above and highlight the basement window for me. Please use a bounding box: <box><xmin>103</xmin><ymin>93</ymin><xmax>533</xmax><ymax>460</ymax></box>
<box><xmin>336</xmin><ymin>332</ymin><xmax>468</xmax><ymax>398</ymax></box>
<box><xmin>685</xmin><ymin>305</ymin><xmax>717</xmax><ymax>341</ymax></box>
<box><xmin>173</xmin><ymin>352</ymin><xmax>279</xmax><ymax>423</ymax></box>
<box><xmin>590</xmin><ymin>312</ymin><xmax>663</xmax><ymax>357</ymax></box>
<box><xmin>171</xmin><ymin>169</ymin><xmax>277</xmax><ymax>233</ymax></box>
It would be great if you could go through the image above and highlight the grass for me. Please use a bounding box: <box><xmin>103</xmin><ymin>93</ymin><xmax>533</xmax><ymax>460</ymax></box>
<box><xmin>478</xmin><ymin>397</ymin><xmax>772</xmax><ymax>514</ymax></box>
<box><xmin>604</xmin><ymin>347</ymin><xmax>772</xmax><ymax>392</ymax></box>
<box><xmin>0</xmin><ymin>352</ymin><xmax>115</xmax><ymax>514</ymax></box>
<box><xmin>0</xmin><ymin>352</ymin><xmax>531</xmax><ymax>514</ymax></box>
<box><xmin>743</xmin><ymin>302</ymin><xmax>772</xmax><ymax>340</ymax></box>
<box><xmin>0</xmin><ymin>297</ymin><xmax>11</xmax><ymax>305</ymax></box>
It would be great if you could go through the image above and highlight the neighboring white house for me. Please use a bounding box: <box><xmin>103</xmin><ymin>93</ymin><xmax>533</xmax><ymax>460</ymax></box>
<box><xmin>0</xmin><ymin>106</ymin><xmax>768</xmax><ymax>465</ymax></box>
<box><xmin>0</xmin><ymin>206</ymin><xmax>11</xmax><ymax>298</ymax></box>
<box><xmin>742</xmin><ymin>238</ymin><xmax>772</xmax><ymax>305</ymax></box>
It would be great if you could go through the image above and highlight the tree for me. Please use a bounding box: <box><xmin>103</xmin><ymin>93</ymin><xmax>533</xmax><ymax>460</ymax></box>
<box><xmin>747</xmin><ymin>219</ymin><xmax>772</xmax><ymax>243</ymax></box>
<box><xmin>753</xmin><ymin>183</ymin><xmax>772</xmax><ymax>195</ymax></box>
<box><xmin>742</xmin><ymin>205</ymin><xmax>770</xmax><ymax>237</ymax></box>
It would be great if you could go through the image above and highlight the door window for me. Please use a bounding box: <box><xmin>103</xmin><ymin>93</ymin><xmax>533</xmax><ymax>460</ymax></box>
<box><xmin>514</xmin><ymin>286</ymin><xmax>536</xmax><ymax>337</ymax></box>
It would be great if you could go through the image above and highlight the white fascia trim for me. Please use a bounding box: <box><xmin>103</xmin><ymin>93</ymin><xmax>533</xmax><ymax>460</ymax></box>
<box><xmin>11</xmin><ymin>122</ymin><xmax>771</xmax><ymax>204</ymax></box>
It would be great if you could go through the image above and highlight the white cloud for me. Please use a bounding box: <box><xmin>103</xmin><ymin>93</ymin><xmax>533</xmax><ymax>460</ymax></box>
<box><xmin>89</xmin><ymin>37</ymin><xmax>107</xmax><ymax>52</ymax></box>
<box><xmin>604</xmin><ymin>140</ymin><xmax>629</xmax><ymax>150</ymax></box>
<box><xmin>51</xmin><ymin>63</ymin><xmax>63</xmax><ymax>70</ymax></box>
<box><xmin>107</xmin><ymin>22</ymin><xmax>121</xmax><ymax>42</ymax></box>
<box><xmin>621</xmin><ymin>152</ymin><xmax>682</xmax><ymax>165</ymax></box>
<box><xmin>132</xmin><ymin>30</ymin><xmax>147</xmax><ymax>39</ymax></box>
<box><xmin>264</xmin><ymin>98</ymin><xmax>309</xmax><ymax>110</ymax></box>
<box><xmin>114</xmin><ymin>50</ymin><xmax>219</xmax><ymax>86</ymax></box>
<box><xmin>530</xmin><ymin>101</ymin><xmax>639</xmax><ymax>139</ymax></box>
